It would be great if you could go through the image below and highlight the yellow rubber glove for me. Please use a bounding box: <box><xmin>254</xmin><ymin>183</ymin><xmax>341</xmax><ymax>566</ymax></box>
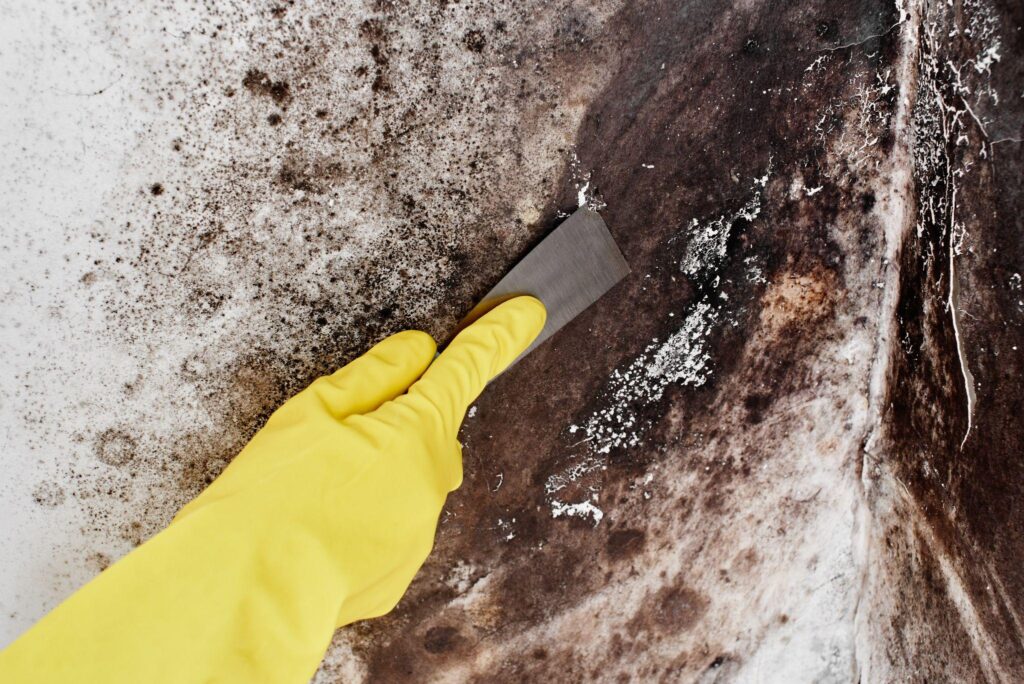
<box><xmin>0</xmin><ymin>296</ymin><xmax>545</xmax><ymax>684</ymax></box>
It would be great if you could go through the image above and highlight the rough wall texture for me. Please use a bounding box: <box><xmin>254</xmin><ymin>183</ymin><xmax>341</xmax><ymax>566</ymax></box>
<box><xmin>0</xmin><ymin>0</ymin><xmax>1021</xmax><ymax>681</ymax></box>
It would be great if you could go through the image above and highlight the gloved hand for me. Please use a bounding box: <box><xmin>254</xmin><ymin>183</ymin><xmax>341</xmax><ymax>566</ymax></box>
<box><xmin>0</xmin><ymin>296</ymin><xmax>546</xmax><ymax>684</ymax></box>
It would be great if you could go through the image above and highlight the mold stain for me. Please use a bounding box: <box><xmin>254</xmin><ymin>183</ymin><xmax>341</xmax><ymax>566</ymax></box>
<box><xmin>3</xmin><ymin>0</ymin><xmax>1022</xmax><ymax>680</ymax></box>
<box><xmin>93</xmin><ymin>429</ymin><xmax>137</xmax><ymax>468</ymax></box>
<box><xmin>241</xmin><ymin>68</ymin><xmax>292</xmax><ymax>105</ymax></box>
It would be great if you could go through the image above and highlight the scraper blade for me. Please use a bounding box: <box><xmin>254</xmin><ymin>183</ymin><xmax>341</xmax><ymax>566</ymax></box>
<box><xmin>462</xmin><ymin>207</ymin><xmax>630</xmax><ymax>365</ymax></box>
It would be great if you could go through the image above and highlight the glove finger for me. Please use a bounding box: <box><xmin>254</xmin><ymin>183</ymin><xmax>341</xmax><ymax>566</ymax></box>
<box><xmin>175</xmin><ymin>330</ymin><xmax>437</xmax><ymax>518</ymax></box>
<box><xmin>308</xmin><ymin>330</ymin><xmax>437</xmax><ymax>419</ymax></box>
<box><xmin>393</xmin><ymin>296</ymin><xmax>546</xmax><ymax>441</ymax></box>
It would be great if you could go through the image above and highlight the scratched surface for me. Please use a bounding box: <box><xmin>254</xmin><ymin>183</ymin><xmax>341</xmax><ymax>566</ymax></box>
<box><xmin>0</xmin><ymin>0</ymin><xmax>1022</xmax><ymax>681</ymax></box>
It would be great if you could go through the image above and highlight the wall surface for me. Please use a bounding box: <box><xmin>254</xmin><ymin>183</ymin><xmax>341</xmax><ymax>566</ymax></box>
<box><xmin>0</xmin><ymin>0</ymin><xmax>1021</xmax><ymax>681</ymax></box>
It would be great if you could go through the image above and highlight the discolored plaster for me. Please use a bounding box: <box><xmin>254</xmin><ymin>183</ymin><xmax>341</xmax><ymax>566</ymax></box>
<box><xmin>1</xmin><ymin>0</ymin><xmax>1022</xmax><ymax>681</ymax></box>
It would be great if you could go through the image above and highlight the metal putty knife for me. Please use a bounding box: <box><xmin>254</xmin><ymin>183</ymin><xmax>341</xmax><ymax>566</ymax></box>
<box><xmin>457</xmin><ymin>207</ymin><xmax>630</xmax><ymax>366</ymax></box>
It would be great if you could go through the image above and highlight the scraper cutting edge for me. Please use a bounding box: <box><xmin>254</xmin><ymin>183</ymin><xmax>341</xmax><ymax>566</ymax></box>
<box><xmin>456</xmin><ymin>207</ymin><xmax>630</xmax><ymax>367</ymax></box>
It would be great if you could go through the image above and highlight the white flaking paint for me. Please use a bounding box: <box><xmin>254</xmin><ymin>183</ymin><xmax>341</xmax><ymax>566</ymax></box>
<box><xmin>550</xmin><ymin>499</ymin><xmax>604</xmax><ymax>526</ymax></box>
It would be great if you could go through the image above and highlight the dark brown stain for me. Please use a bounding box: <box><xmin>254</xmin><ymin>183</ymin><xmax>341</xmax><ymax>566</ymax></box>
<box><xmin>606</xmin><ymin>528</ymin><xmax>646</xmax><ymax>561</ymax></box>
<box><xmin>359</xmin><ymin>19</ymin><xmax>391</xmax><ymax>93</ymax></box>
<box><xmin>645</xmin><ymin>584</ymin><xmax>709</xmax><ymax>633</ymax></box>
<box><xmin>422</xmin><ymin>625</ymin><xmax>461</xmax><ymax>654</ymax></box>
<box><xmin>241</xmin><ymin>68</ymin><xmax>291</xmax><ymax>105</ymax></box>
<box><xmin>743</xmin><ymin>393</ymin><xmax>773</xmax><ymax>424</ymax></box>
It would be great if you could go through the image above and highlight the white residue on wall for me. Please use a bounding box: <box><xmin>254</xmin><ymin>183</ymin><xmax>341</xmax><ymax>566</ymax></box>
<box><xmin>973</xmin><ymin>44</ymin><xmax>1001</xmax><ymax>75</ymax></box>
<box><xmin>577</xmin><ymin>180</ymin><xmax>590</xmax><ymax>208</ymax></box>
<box><xmin>550</xmin><ymin>498</ymin><xmax>604</xmax><ymax>526</ymax></box>
<box><xmin>566</xmin><ymin>173</ymin><xmax>770</xmax><ymax>457</ymax></box>
<box><xmin>542</xmin><ymin>172</ymin><xmax>769</xmax><ymax>528</ymax></box>
<box><xmin>678</xmin><ymin>186</ymin><xmax>764</xmax><ymax>277</ymax></box>
<box><xmin>579</xmin><ymin>301</ymin><xmax>717</xmax><ymax>454</ymax></box>
<box><xmin>568</xmin><ymin>150</ymin><xmax>606</xmax><ymax>211</ymax></box>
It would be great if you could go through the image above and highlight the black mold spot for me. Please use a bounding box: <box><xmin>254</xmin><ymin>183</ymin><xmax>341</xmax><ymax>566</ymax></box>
<box><xmin>149</xmin><ymin>183</ymin><xmax>164</xmax><ymax>196</ymax></box>
<box><xmin>359</xmin><ymin>19</ymin><xmax>391</xmax><ymax>93</ymax></box>
<box><xmin>267</xmin><ymin>113</ymin><xmax>282</xmax><ymax>126</ymax></box>
<box><xmin>743</xmin><ymin>393</ymin><xmax>773</xmax><ymax>424</ymax></box>
<box><xmin>628</xmin><ymin>583</ymin><xmax>710</xmax><ymax>636</ymax></box>
<box><xmin>423</xmin><ymin>625</ymin><xmax>460</xmax><ymax>654</ymax></box>
<box><xmin>31</xmin><ymin>481</ymin><xmax>66</xmax><ymax>508</ymax></box>
<box><xmin>463</xmin><ymin>29</ymin><xmax>486</xmax><ymax>52</ymax></box>
<box><xmin>276</xmin><ymin>162</ymin><xmax>319</xmax><ymax>193</ymax></box>
<box><xmin>242</xmin><ymin>68</ymin><xmax>291</xmax><ymax>105</ymax></box>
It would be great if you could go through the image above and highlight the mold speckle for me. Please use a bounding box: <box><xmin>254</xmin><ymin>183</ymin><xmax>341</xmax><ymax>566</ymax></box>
<box><xmin>241</xmin><ymin>68</ymin><xmax>291</xmax><ymax>105</ymax></box>
<box><xmin>31</xmin><ymin>481</ymin><xmax>65</xmax><ymax>508</ymax></box>
<box><xmin>86</xmin><ymin>551</ymin><xmax>112</xmax><ymax>573</ymax></box>
<box><xmin>462</xmin><ymin>30</ymin><xmax>486</xmax><ymax>52</ymax></box>
<box><xmin>94</xmin><ymin>429</ymin><xmax>137</xmax><ymax>467</ymax></box>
